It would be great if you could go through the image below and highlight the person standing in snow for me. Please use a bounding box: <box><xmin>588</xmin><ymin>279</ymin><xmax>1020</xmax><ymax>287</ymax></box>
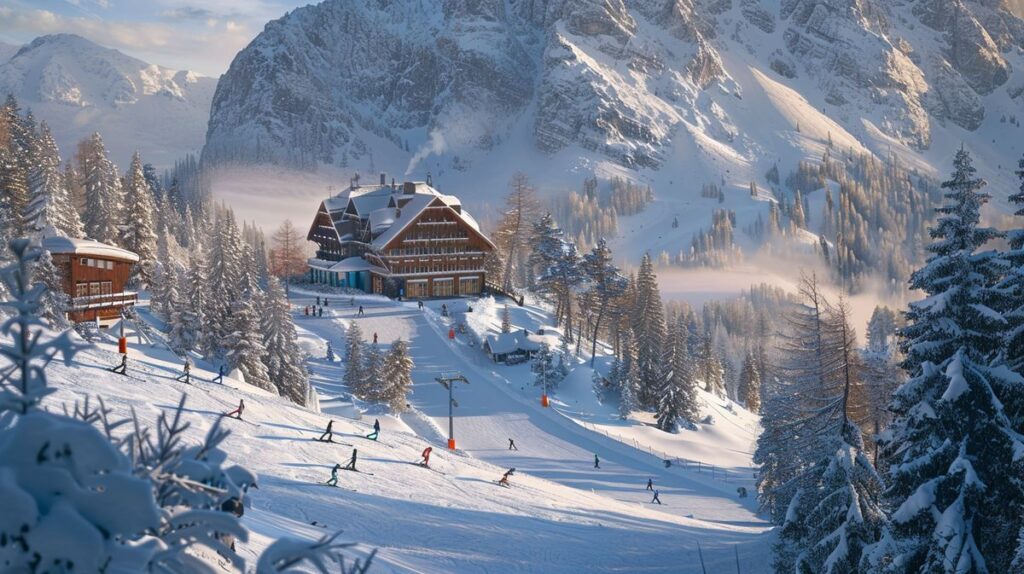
<box><xmin>326</xmin><ymin>463</ymin><xmax>341</xmax><ymax>486</ymax></box>
<box><xmin>646</xmin><ymin>478</ymin><xmax>654</xmax><ymax>491</ymax></box>
<box><xmin>366</xmin><ymin>418</ymin><xmax>380</xmax><ymax>440</ymax></box>
<box><xmin>225</xmin><ymin>399</ymin><xmax>245</xmax><ymax>420</ymax></box>
<box><xmin>342</xmin><ymin>449</ymin><xmax>358</xmax><ymax>471</ymax></box>
<box><xmin>418</xmin><ymin>300</ymin><xmax>424</xmax><ymax>310</ymax></box>
<box><xmin>174</xmin><ymin>357</ymin><xmax>192</xmax><ymax>384</ymax></box>
<box><xmin>110</xmin><ymin>353</ymin><xmax>128</xmax><ymax>375</ymax></box>
<box><xmin>316</xmin><ymin>295</ymin><xmax>321</xmax><ymax>305</ymax></box>
<box><xmin>319</xmin><ymin>420</ymin><xmax>334</xmax><ymax>442</ymax></box>
<box><xmin>373</xmin><ymin>332</ymin><xmax>378</xmax><ymax>344</ymax></box>
<box><xmin>651</xmin><ymin>490</ymin><xmax>662</xmax><ymax>505</ymax></box>
<box><xmin>594</xmin><ymin>454</ymin><xmax>600</xmax><ymax>469</ymax></box>
<box><xmin>325</xmin><ymin>298</ymin><xmax>329</xmax><ymax>306</ymax></box>
<box><xmin>419</xmin><ymin>446</ymin><xmax>432</xmax><ymax>467</ymax></box>
<box><xmin>318</xmin><ymin>306</ymin><xmax>323</xmax><ymax>317</ymax></box>
<box><xmin>357</xmin><ymin>305</ymin><xmax>365</xmax><ymax>317</ymax></box>
<box><xmin>508</xmin><ymin>438</ymin><xmax>518</xmax><ymax>451</ymax></box>
<box><xmin>213</xmin><ymin>364</ymin><xmax>226</xmax><ymax>384</ymax></box>
<box><xmin>497</xmin><ymin>467</ymin><xmax>516</xmax><ymax>487</ymax></box>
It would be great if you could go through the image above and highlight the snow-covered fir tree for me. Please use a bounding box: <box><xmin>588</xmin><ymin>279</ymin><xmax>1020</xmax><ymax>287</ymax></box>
<box><xmin>696</xmin><ymin>333</ymin><xmax>726</xmax><ymax>397</ymax></box>
<box><xmin>528</xmin><ymin>212</ymin><xmax>563</xmax><ymax>291</ymax></box>
<box><xmin>633</xmin><ymin>253</ymin><xmax>667</xmax><ymax>409</ymax></box>
<box><xmin>656</xmin><ymin>328</ymin><xmax>700</xmax><ymax>432</ymax></box>
<box><xmin>343</xmin><ymin>321</ymin><xmax>366</xmax><ymax>396</ymax></box>
<box><xmin>326</xmin><ymin>340</ymin><xmax>335</xmax><ymax>361</ymax></box>
<box><xmin>77</xmin><ymin>132</ymin><xmax>122</xmax><ymax>245</ymax></box>
<box><xmin>501</xmin><ymin>304</ymin><xmax>512</xmax><ymax>333</ymax></box>
<box><xmin>25</xmin><ymin>122</ymin><xmax>83</xmax><ymax>238</ymax></box>
<box><xmin>737</xmin><ymin>350</ymin><xmax>761</xmax><ymax>413</ymax></box>
<box><xmin>558</xmin><ymin>334</ymin><xmax>573</xmax><ymax>378</ymax></box>
<box><xmin>538</xmin><ymin>238</ymin><xmax>584</xmax><ymax>341</ymax></box>
<box><xmin>582</xmin><ymin>238</ymin><xmax>629</xmax><ymax>365</ymax></box>
<box><xmin>361</xmin><ymin>343</ymin><xmax>384</xmax><ymax>402</ymax></box>
<box><xmin>867</xmin><ymin>148</ymin><xmax>1024</xmax><ymax>573</ymax></box>
<box><xmin>167</xmin><ymin>265</ymin><xmax>200</xmax><ymax>355</ymax></box>
<box><xmin>205</xmin><ymin>209</ymin><xmax>246</xmax><ymax>356</ymax></box>
<box><xmin>261</xmin><ymin>277</ymin><xmax>310</xmax><ymax>405</ymax></box>
<box><xmin>0</xmin><ymin>95</ymin><xmax>32</xmax><ymax>238</ymax></box>
<box><xmin>617</xmin><ymin>330</ymin><xmax>640</xmax><ymax>419</ymax></box>
<box><xmin>32</xmin><ymin>249</ymin><xmax>71</xmax><ymax>330</ymax></box>
<box><xmin>531</xmin><ymin>343</ymin><xmax>562</xmax><ymax>393</ymax></box>
<box><xmin>379</xmin><ymin>339</ymin><xmax>414</xmax><ymax>412</ymax></box>
<box><xmin>224</xmin><ymin>290</ymin><xmax>275</xmax><ymax>393</ymax></box>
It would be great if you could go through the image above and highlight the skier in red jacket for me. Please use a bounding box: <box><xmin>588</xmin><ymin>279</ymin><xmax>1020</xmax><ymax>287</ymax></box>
<box><xmin>419</xmin><ymin>446</ymin><xmax>433</xmax><ymax>467</ymax></box>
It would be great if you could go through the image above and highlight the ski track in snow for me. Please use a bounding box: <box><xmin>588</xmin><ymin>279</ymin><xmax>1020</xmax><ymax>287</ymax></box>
<box><xmin>45</xmin><ymin>292</ymin><xmax>772</xmax><ymax>573</ymax></box>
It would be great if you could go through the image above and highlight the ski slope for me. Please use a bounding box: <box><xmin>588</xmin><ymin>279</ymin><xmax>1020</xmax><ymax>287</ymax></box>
<box><xmin>43</xmin><ymin>292</ymin><xmax>772</xmax><ymax>572</ymax></box>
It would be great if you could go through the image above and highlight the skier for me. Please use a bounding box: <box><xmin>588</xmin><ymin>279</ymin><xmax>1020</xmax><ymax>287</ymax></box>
<box><xmin>594</xmin><ymin>454</ymin><xmax>600</xmax><ymax>469</ymax></box>
<box><xmin>441</xmin><ymin>303</ymin><xmax>448</xmax><ymax>317</ymax></box>
<box><xmin>342</xmin><ymin>448</ymin><xmax>358</xmax><ymax>471</ymax></box>
<box><xmin>357</xmin><ymin>305</ymin><xmax>365</xmax><ymax>317</ymax></box>
<box><xmin>419</xmin><ymin>446</ymin><xmax>432</xmax><ymax>467</ymax></box>
<box><xmin>225</xmin><ymin>399</ymin><xmax>245</xmax><ymax>420</ymax></box>
<box><xmin>304</xmin><ymin>306</ymin><xmax>309</xmax><ymax>316</ymax></box>
<box><xmin>366</xmin><ymin>418</ymin><xmax>380</xmax><ymax>441</ymax></box>
<box><xmin>373</xmin><ymin>332</ymin><xmax>378</xmax><ymax>344</ymax></box>
<box><xmin>646</xmin><ymin>478</ymin><xmax>654</xmax><ymax>491</ymax></box>
<box><xmin>651</xmin><ymin>490</ymin><xmax>662</xmax><ymax>505</ymax></box>
<box><xmin>508</xmin><ymin>438</ymin><xmax>518</xmax><ymax>451</ymax></box>
<box><xmin>418</xmin><ymin>300</ymin><xmax>424</xmax><ymax>310</ymax></box>
<box><xmin>497</xmin><ymin>467</ymin><xmax>516</xmax><ymax>487</ymax></box>
<box><xmin>318</xmin><ymin>306</ymin><xmax>323</xmax><ymax>317</ymax></box>
<box><xmin>324</xmin><ymin>298</ymin><xmax>329</xmax><ymax>306</ymax></box>
<box><xmin>110</xmin><ymin>353</ymin><xmax>128</xmax><ymax>375</ymax></box>
<box><xmin>319</xmin><ymin>420</ymin><xmax>334</xmax><ymax>442</ymax></box>
<box><xmin>174</xmin><ymin>357</ymin><xmax>192</xmax><ymax>384</ymax></box>
<box><xmin>316</xmin><ymin>295</ymin><xmax>321</xmax><ymax>305</ymax></box>
<box><xmin>326</xmin><ymin>463</ymin><xmax>341</xmax><ymax>486</ymax></box>
<box><xmin>213</xmin><ymin>364</ymin><xmax>226</xmax><ymax>384</ymax></box>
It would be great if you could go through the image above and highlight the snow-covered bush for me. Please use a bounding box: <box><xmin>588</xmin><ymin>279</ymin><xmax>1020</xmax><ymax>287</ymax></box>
<box><xmin>0</xmin><ymin>239</ymin><xmax>374</xmax><ymax>573</ymax></box>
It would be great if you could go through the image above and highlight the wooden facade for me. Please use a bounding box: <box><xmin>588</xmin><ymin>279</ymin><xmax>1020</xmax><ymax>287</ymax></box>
<box><xmin>306</xmin><ymin>179</ymin><xmax>495</xmax><ymax>299</ymax></box>
<box><xmin>42</xmin><ymin>235</ymin><xmax>139</xmax><ymax>324</ymax></box>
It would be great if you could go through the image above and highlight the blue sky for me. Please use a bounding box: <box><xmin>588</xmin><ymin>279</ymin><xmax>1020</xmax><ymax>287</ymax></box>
<box><xmin>0</xmin><ymin>0</ymin><xmax>310</xmax><ymax>76</ymax></box>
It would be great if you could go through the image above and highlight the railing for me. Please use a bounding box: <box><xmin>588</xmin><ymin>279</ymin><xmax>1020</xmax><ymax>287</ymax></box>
<box><xmin>484</xmin><ymin>281</ymin><xmax>524</xmax><ymax>306</ymax></box>
<box><xmin>70</xmin><ymin>291</ymin><xmax>138</xmax><ymax>311</ymax></box>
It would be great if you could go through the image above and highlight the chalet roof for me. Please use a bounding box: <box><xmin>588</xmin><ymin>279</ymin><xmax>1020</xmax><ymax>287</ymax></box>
<box><xmin>370</xmin><ymin>194</ymin><xmax>438</xmax><ymax>249</ymax></box>
<box><xmin>307</xmin><ymin>257</ymin><xmax>388</xmax><ymax>274</ymax></box>
<box><xmin>369</xmin><ymin>208</ymin><xmax>397</xmax><ymax>234</ymax></box>
<box><xmin>484</xmin><ymin>331</ymin><xmax>544</xmax><ymax>355</ymax></box>
<box><xmin>41</xmin><ymin>232</ymin><xmax>140</xmax><ymax>262</ymax></box>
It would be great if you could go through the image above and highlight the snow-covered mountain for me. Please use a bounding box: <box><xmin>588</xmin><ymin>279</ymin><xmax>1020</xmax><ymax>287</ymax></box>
<box><xmin>0</xmin><ymin>40</ymin><xmax>18</xmax><ymax>63</ymax></box>
<box><xmin>203</xmin><ymin>0</ymin><xmax>1024</xmax><ymax>199</ymax></box>
<box><xmin>0</xmin><ymin>34</ymin><xmax>216</xmax><ymax>168</ymax></box>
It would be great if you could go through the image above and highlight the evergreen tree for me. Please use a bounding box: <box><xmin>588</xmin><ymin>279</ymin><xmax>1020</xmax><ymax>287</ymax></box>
<box><xmin>501</xmin><ymin>304</ymin><xmax>512</xmax><ymax>334</ymax></box>
<box><xmin>582</xmin><ymin>238</ymin><xmax>629</xmax><ymax>365</ymax></box>
<box><xmin>25</xmin><ymin>122</ymin><xmax>83</xmax><ymax>237</ymax></box>
<box><xmin>618</xmin><ymin>331</ymin><xmax>640</xmax><ymax>419</ymax></box>
<box><xmin>656</xmin><ymin>332</ymin><xmax>700</xmax><ymax>432</ymax></box>
<box><xmin>537</xmin><ymin>237</ymin><xmax>584</xmax><ymax>341</ymax></box>
<box><xmin>867</xmin><ymin>148</ymin><xmax>1024</xmax><ymax>573</ymax></box>
<box><xmin>77</xmin><ymin>133</ymin><xmax>121</xmax><ymax>244</ymax></box>
<box><xmin>224</xmin><ymin>290</ymin><xmax>274</xmax><ymax>393</ymax></box>
<box><xmin>205</xmin><ymin>209</ymin><xmax>245</xmax><ymax>356</ymax></box>
<box><xmin>0</xmin><ymin>95</ymin><xmax>31</xmax><ymax>238</ymax></box>
<box><xmin>697</xmin><ymin>333</ymin><xmax>726</xmax><ymax>396</ymax></box>
<box><xmin>167</xmin><ymin>265</ymin><xmax>200</xmax><ymax>355</ymax></box>
<box><xmin>379</xmin><ymin>339</ymin><xmax>414</xmax><ymax>412</ymax></box>
<box><xmin>32</xmin><ymin>249</ymin><xmax>70</xmax><ymax>330</ymax></box>
<box><xmin>261</xmin><ymin>277</ymin><xmax>309</xmax><ymax>405</ymax></box>
<box><xmin>325</xmin><ymin>341</ymin><xmax>335</xmax><ymax>361</ymax></box>
<box><xmin>527</xmin><ymin>212</ymin><xmax>563</xmax><ymax>291</ymax></box>
<box><xmin>120</xmin><ymin>152</ymin><xmax>157</xmax><ymax>282</ymax></box>
<box><xmin>738</xmin><ymin>350</ymin><xmax>761</xmax><ymax>413</ymax></box>
<box><xmin>633</xmin><ymin>253</ymin><xmax>667</xmax><ymax>409</ymax></box>
<box><xmin>361</xmin><ymin>343</ymin><xmax>384</xmax><ymax>402</ymax></box>
<box><xmin>531</xmin><ymin>343</ymin><xmax>562</xmax><ymax>393</ymax></box>
<box><xmin>343</xmin><ymin>322</ymin><xmax>366</xmax><ymax>396</ymax></box>
<box><xmin>558</xmin><ymin>334</ymin><xmax>573</xmax><ymax>378</ymax></box>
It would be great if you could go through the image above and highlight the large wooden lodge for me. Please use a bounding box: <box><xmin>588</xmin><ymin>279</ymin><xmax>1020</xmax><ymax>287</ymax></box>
<box><xmin>306</xmin><ymin>175</ymin><xmax>495</xmax><ymax>298</ymax></box>
<box><xmin>41</xmin><ymin>232</ymin><xmax>139</xmax><ymax>324</ymax></box>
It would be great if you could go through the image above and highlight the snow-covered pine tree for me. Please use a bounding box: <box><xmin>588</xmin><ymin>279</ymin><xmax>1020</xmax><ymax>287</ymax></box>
<box><xmin>77</xmin><ymin>132</ymin><xmax>122</xmax><ymax>245</ymax></box>
<box><xmin>32</xmin><ymin>249</ymin><xmax>71</xmax><ymax>330</ymax></box>
<box><xmin>582</xmin><ymin>238</ymin><xmax>629</xmax><ymax>365</ymax></box>
<box><xmin>224</xmin><ymin>290</ymin><xmax>275</xmax><ymax>393</ymax></box>
<box><xmin>618</xmin><ymin>330</ymin><xmax>640</xmax><ymax>419</ymax></box>
<box><xmin>167</xmin><ymin>264</ymin><xmax>200</xmax><ymax>355</ymax></box>
<box><xmin>656</xmin><ymin>328</ymin><xmax>700</xmax><ymax>432</ymax></box>
<box><xmin>866</xmin><ymin>305</ymin><xmax>899</xmax><ymax>354</ymax></box>
<box><xmin>696</xmin><ymin>332</ymin><xmax>726</xmax><ymax>397</ymax></box>
<box><xmin>867</xmin><ymin>148</ymin><xmax>1024</xmax><ymax>573</ymax></box>
<box><xmin>25</xmin><ymin>122</ymin><xmax>83</xmax><ymax>238</ymax></box>
<box><xmin>527</xmin><ymin>212</ymin><xmax>563</xmax><ymax>292</ymax></box>
<box><xmin>185</xmin><ymin>251</ymin><xmax>215</xmax><ymax>359</ymax></box>
<box><xmin>361</xmin><ymin>343</ymin><xmax>384</xmax><ymax>402</ymax></box>
<box><xmin>120</xmin><ymin>152</ymin><xmax>157</xmax><ymax>282</ymax></box>
<box><xmin>343</xmin><ymin>321</ymin><xmax>366</xmax><ymax>396</ymax></box>
<box><xmin>737</xmin><ymin>350</ymin><xmax>761</xmax><ymax>413</ymax></box>
<box><xmin>261</xmin><ymin>277</ymin><xmax>310</xmax><ymax>405</ymax></box>
<box><xmin>999</xmin><ymin>152</ymin><xmax>1024</xmax><ymax>425</ymax></box>
<box><xmin>501</xmin><ymin>304</ymin><xmax>512</xmax><ymax>333</ymax></box>
<box><xmin>558</xmin><ymin>333</ymin><xmax>573</xmax><ymax>378</ymax></box>
<box><xmin>0</xmin><ymin>95</ymin><xmax>32</xmax><ymax>238</ymax></box>
<box><xmin>633</xmin><ymin>253</ymin><xmax>667</xmax><ymax>409</ymax></box>
<box><xmin>205</xmin><ymin>208</ymin><xmax>245</xmax><ymax>356</ymax></box>
<box><xmin>326</xmin><ymin>340</ymin><xmax>335</xmax><ymax>361</ymax></box>
<box><xmin>531</xmin><ymin>343</ymin><xmax>562</xmax><ymax>393</ymax></box>
<box><xmin>537</xmin><ymin>238</ymin><xmax>584</xmax><ymax>339</ymax></box>
<box><xmin>379</xmin><ymin>339</ymin><xmax>414</xmax><ymax>412</ymax></box>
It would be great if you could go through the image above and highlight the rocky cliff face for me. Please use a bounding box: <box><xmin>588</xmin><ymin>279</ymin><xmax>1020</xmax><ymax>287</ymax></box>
<box><xmin>203</xmin><ymin>0</ymin><xmax>1024</xmax><ymax>171</ymax></box>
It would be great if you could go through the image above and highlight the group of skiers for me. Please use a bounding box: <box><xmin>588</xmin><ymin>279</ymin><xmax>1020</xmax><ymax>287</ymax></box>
<box><xmin>110</xmin><ymin>354</ymin><xmax>228</xmax><ymax>387</ymax></box>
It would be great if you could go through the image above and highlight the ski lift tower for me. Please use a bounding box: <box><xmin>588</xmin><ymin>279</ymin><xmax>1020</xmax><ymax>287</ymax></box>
<box><xmin>436</xmin><ymin>373</ymin><xmax>469</xmax><ymax>450</ymax></box>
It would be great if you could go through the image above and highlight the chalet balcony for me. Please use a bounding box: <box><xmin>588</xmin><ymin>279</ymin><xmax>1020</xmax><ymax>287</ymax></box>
<box><xmin>69</xmin><ymin>291</ymin><xmax>138</xmax><ymax>312</ymax></box>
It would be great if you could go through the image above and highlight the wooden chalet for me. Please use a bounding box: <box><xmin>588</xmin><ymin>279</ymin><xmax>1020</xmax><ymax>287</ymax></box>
<box><xmin>41</xmin><ymin>232</ymin><xmax>139</xmax><ymax>324</ymax></box>
<box><xmin>307</xmin><ymin>175</ymin><xmax>495</xmax><ymax>298</ymax></box>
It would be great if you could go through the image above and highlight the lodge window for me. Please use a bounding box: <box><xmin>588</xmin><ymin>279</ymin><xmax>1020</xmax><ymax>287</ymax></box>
<box><xmin>81</xmin><ymin>258</ymin><xmax>90</xmax><ymax>267</ymax></box>
<box><xmin>89</xmin><ymin>282</ymin><xmax>101</xmax><ymax>296</ymax></box>
<box><xmin>101</xmin><ymin>281</ymin><xmax>112</xmax><ymax>295</ymax></box>
<box><xmin>76</xmin><ymin>283</ymin><xmax>89</xmax><ymax>297</ymax></box>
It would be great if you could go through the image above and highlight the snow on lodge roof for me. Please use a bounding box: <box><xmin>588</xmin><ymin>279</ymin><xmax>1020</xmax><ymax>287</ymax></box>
<box><xmin>321</xmin><ymin>178</ymin><xmax>491</xmax><ymax>250</ymax></box>
<box><xmin>485</xmin><ymin>331</ymin><xmax>544</xmax><ymax>355</ymax></box>
<box><xmin>41</xmin><ymin>234</ymin><xmax>140</xmax><ymax>263</ymax></box>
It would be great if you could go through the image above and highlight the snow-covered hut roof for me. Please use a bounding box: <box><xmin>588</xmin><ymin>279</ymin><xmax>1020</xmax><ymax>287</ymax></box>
<box><xmin>41</xmin><ymin>234</ymin><xmax>140</xmax><ymax>262</ymax></box>
<box><xmin>485</xmin><ymin>331</ymin><xmax>544</xmax><ymax>355</ymax></box>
